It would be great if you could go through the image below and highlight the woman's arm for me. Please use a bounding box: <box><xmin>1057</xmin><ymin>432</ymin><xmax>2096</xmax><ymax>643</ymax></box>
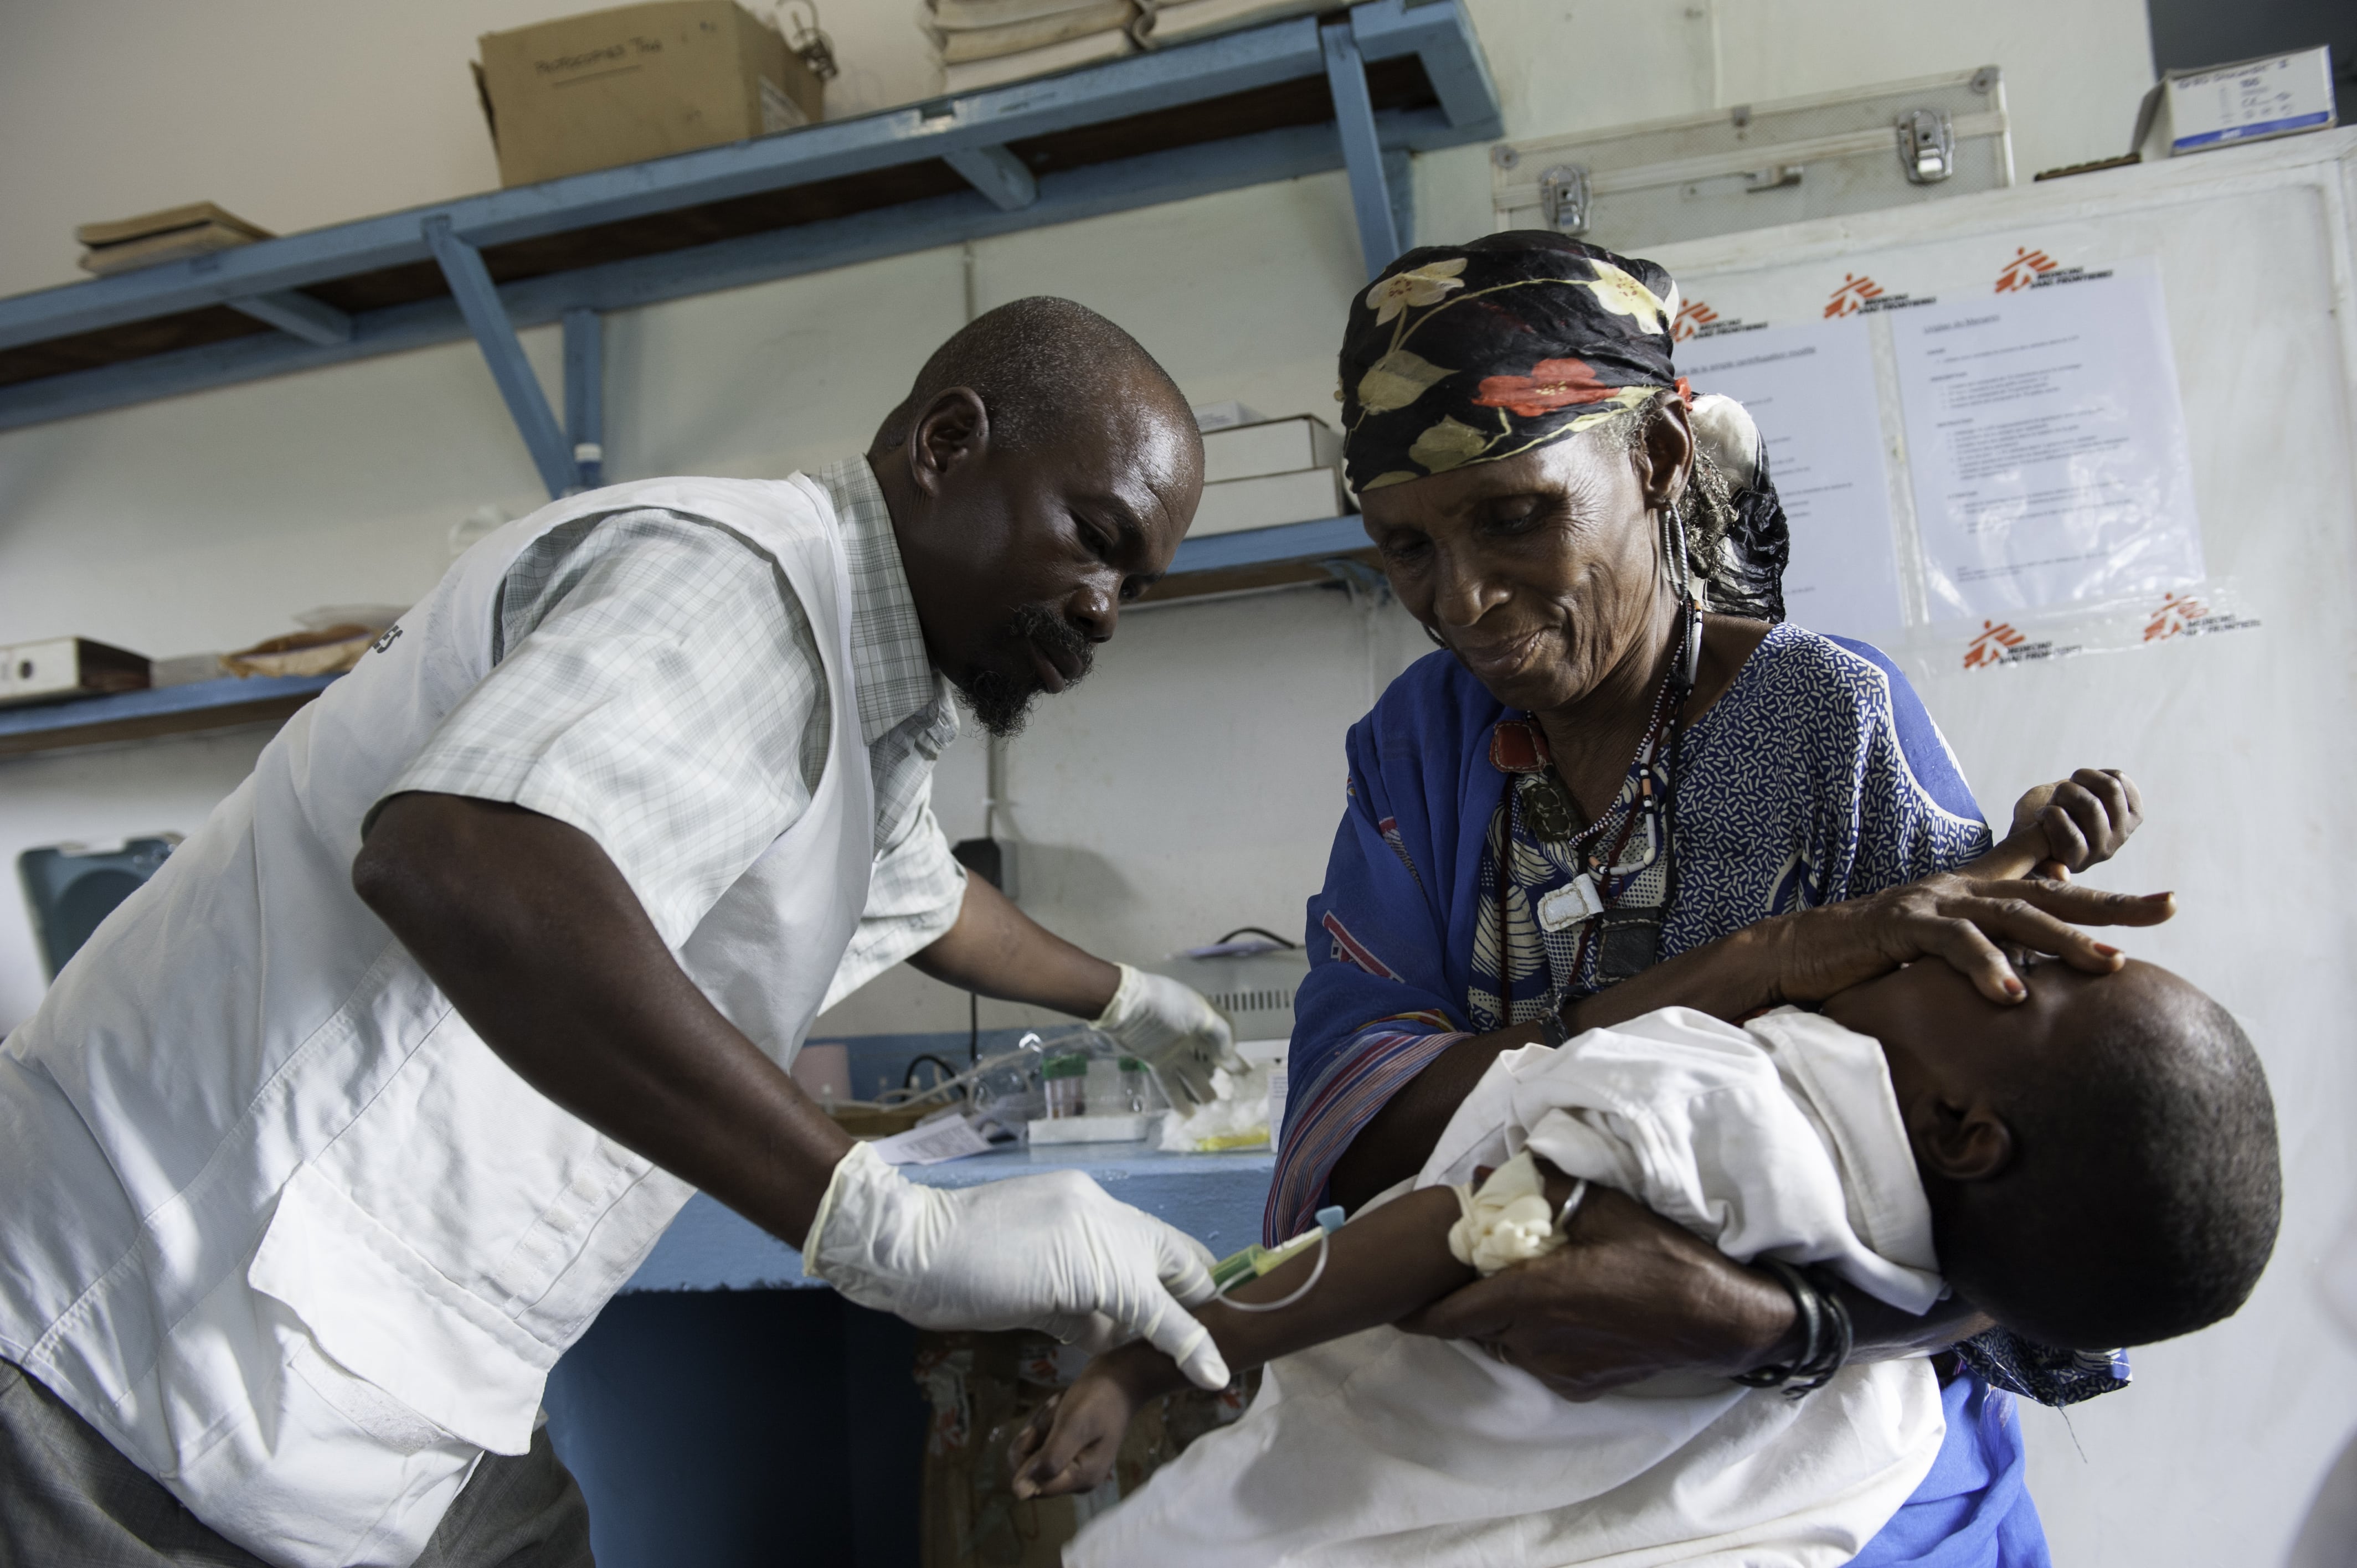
<box><xmin>1009</xmin><ymin>1162</ymin><xmax>1980</xmax><ymax>1499</ymax></box>
<box><xmin>1399</xmin><ymin>1185</ymin><xmax>1995</xmax><ymax>1396</ymax></box>
<box><xmin>1321</xmin><ymin>855</ymin><xmax>2165</xmax><ymax>1380</ymax></box>
<box><xmin>1329</xmin><ymin>867</ymin><xmax>2172</xmax><ymax>1209</ymax></box>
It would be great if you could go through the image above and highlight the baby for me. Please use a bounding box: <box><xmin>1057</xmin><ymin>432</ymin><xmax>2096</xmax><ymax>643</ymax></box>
<box><xmin>1011</xmin><ymin>951</ymin><xmax>2281</xmax><ymax>1566</ymax></box>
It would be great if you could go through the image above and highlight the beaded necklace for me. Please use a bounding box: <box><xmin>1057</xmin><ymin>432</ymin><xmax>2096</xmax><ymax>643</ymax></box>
<box><xmin>1491</xmin><ymin>502</ymin><xmax>1708</xmax><ymax>1004</ymax></box>
<box><xmin>1499</xmin><ymin>642</ymin><xmax>1697</xmax><ymax>1004</ymax></box>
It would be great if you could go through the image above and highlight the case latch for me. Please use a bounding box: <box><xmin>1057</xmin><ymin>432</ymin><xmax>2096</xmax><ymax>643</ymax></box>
<box><xmin>1538</xmin><ymin>163</ymin><xmax>1591</xmax><ymax>234</ymax></box>
<box><xmin>1898</xmin><ymin>109</ymin><xmax>1955</xmax><ymax>183</ymax></box>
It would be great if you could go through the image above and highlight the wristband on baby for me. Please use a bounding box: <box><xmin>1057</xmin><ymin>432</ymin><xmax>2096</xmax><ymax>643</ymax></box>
<box><xmin>1731</xmin><ymin>1258</ymin><xmax>1854</xmax><ymax>1398</ymax></box>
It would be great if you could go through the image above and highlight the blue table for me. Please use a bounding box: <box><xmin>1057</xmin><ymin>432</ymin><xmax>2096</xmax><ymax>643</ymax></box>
<box><xmin>545</xmin><ymin>1139</ymin><xmax>1277</xmax><ymax>1567</ymax></box>
<box><xmin>624</xmin><ymin>1141</ymin><xmax>1277</xmax><ymax>1292</ymax></box>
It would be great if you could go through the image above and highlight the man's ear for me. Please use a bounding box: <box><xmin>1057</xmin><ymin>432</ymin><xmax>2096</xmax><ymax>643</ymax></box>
<box><xmin>906</xmin><ymin>387</ymin><xmax>990</xmax><ymax>498</ymax></box>
<box><xmin>1908</xmin><ymin>1093</ymin><xmax>2015</xmax><ymax>1183</ymax></box>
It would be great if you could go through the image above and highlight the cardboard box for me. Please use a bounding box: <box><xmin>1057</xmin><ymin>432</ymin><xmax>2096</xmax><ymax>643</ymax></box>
<box><xmin>1201</xmin><ymin>413</ymin><xmax>1341</xmax><ymax>484</ymax></box>
<box><xmin>0</xmin><ymin>637</ymin><xmax>151</xmax><ymax>709</ymax></box>
<box><xmin>2133</xmin><ymin>48</ymin><xmax>2338</xmax><ymax>161</ymax></box>
<box><xmin>1191</xmin><ymin>466</ymin><xmax>1349</xmax><ymax>538</ymax></box>
<box><xmin>474</xmin><ymin>1</ymin><xmax>824</xmax><ymax>188</ymax></box>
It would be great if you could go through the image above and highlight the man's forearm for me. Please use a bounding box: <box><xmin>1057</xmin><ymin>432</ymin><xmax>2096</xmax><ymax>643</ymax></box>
<box><xmin>906</xmin><ymin>874</ymin><xmax>1123</xmax><ymax>1018</ymax></box>
<box><xmin>354</xmin><ymin>792</ymin><xmax>853</xmax><ymax>1242</ymax></box>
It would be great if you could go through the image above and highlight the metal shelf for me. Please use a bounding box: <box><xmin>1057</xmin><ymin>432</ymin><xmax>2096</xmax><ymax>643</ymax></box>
<box><xmin>1146</xmin><ymin>513</ymin><xmax>1375</xmax><ymax>601</ymax></box>
<box><xmin>0</xmin><ymin>514</ymin><xmax>1378</xmax><ymax>757</ymax></box>
<box><xmin>0</xmin><ymin>2</ymin><xmax>1497</xmax><ymax>497</ymax></box>
<box><xmin>0</xmin><ymin>674</ymin><xmax>338</xmax><ymax>759</ymax></box>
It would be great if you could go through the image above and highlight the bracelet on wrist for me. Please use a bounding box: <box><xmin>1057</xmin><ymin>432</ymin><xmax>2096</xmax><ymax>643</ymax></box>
<box><xmin>1731</xmin><ymin>1258</ymin><xmax>1853</xmax><ymax>1399</ymax></box>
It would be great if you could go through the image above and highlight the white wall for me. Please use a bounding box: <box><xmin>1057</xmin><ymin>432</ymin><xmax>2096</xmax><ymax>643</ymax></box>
<box><xmin>0</xmin><ymin>0</ymin><xmax>2159</xmax><ymax>1029</ymax></box>
<box><xmin>31</xmin><ymin>3</ymin><xmax>2333</xmax><ymax>1563</ymax></box>
<box><xmin>1637</xmin><ymin>133</ymin><xmax>2357</xmax><ymax>1566</ymax></box>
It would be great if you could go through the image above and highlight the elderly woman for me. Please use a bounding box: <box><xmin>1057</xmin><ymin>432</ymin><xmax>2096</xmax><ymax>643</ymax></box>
<box><xmin>1272</xmin><ymin>235</ymin><xmax>2171</xmax><ymax>1565</ymax></box>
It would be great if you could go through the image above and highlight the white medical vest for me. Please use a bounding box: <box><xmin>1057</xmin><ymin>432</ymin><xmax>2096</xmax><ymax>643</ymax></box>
<box><xmin>0</xmin><ymin>477</ymin><xmax>876</xmax><ymax>1567</ymax></box>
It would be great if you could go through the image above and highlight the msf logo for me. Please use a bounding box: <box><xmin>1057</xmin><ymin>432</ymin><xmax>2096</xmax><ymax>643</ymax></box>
<box><xmin>1962</xmin><ymin>620</ymin><xmax>2026</xmax><ymax>669</ymax></box>
<box><xmin>1995</xmin><ymin>247</ymin><xmax>2059</xmax><ymax>292</ymax></box>
<box><xmin>1823</xmin><ymin>274</ymin><xmax>1885</xmax><ymax>317</ymax></box>
<box><xmin>1671</xmin><ymin>300</ymin><xmax>1720</xmax><ymax>342</ymax></box>
<box><xmin>2143</xmin><ymin>591</ymin><xmax>2209</xmax><ymax>642</ymax></box>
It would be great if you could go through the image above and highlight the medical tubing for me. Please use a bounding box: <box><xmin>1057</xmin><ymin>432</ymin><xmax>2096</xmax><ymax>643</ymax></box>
<box><xmin>1214</xmin><ymin>1229</ymin><xmax>1331</xmax><ymax>1313</ymax></box>
<box><xmin>1214</xmin><ymin>925</ymin><xmax>1300</xmax><ymax>948</ymax></box>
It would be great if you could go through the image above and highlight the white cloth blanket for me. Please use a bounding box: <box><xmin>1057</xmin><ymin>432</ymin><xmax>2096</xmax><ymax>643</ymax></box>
<box><xmin>1067</xmin><ymin>1007</ymin><xmax>1949</xmax><ymax>1568</ymax></box>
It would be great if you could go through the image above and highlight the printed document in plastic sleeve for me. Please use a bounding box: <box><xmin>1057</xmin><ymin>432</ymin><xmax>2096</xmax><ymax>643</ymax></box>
<box><xmin>1891</xmin><ymin>264</ymin><xmax>2204</xmax><ymax>621</ymax></box>
<box><xmin>1681</xmin><ymin>317</ymin><xmax>1904</xmax><ymax>639</ymax></box>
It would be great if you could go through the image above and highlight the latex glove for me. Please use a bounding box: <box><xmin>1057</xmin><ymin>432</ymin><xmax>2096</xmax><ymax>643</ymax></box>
<box><xmin>803</xmin><ymin>1142</ymin><xmax>1231</xmax><ymax>1389</ymax></box>
<box><xmin>1091</xmin><ymin>962</ymin><xmax>1239</xmax><ymax>1112</ymax></box>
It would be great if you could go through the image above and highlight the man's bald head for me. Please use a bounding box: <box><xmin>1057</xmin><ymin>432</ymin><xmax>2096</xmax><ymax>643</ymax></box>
<box><xmin>870</xmin><ymin>296</ymin><xmax>1195</xmax><ymax>458</ymax></box>
<box><xmin>865</xmin><ymin>297</ymin><xmax>1203</xmax><ymax>737</ymax></box>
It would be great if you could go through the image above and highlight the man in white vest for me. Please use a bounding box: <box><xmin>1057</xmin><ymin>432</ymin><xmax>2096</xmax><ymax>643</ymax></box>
<box><xmin>0</xmin><ymin>298</ymin><xmax>1243</xmax><ymax>1566</ymax></box>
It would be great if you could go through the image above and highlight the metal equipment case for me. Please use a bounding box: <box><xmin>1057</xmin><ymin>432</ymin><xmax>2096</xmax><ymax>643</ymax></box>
<box><xmin>1490</xmin><ymin>68</ymin><xmax>2012</xmax><ymax>254</ymax></box>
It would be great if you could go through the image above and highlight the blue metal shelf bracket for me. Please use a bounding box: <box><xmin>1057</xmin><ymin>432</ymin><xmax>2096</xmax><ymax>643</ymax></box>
<box><xmin>1321</xmin><ymin>19</ymin><xmax>1402</xmax><ymax>279</ymax></box>
<box><xmin>424</xmin><ymin>215</ymin><xmax>581</xmax><ymax>498</ymax></box>
<box><xmin>0</xmin><ymin>2</ymin><xmax>1500</xmax><ymax>437</ymax></box>
<box><xmin>942</xmin><ymin>145</ymin><xmax>1039</xmax><ymax>211</ymax></box>
<box><xmin>1351</xmin><ymin>0</ymin><xmax>1502</xmax><ymax>142</ymax></box>
<box><xmin>228</xmin><ymin>290</ymin><xmax>353</xmax><ymax>347</ymax></box>
<box><xmin>1383</xmin><ymin>147</ymin><xmax>1414</xmax><ymax>260</ymax></box>
<box><xmin>564</xmin><ymin>307</ymin><xmax>604</xmax><ymax>491</ymax></box>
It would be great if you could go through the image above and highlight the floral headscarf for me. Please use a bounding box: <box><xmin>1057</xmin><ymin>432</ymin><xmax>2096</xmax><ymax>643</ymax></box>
<box><xmin>1340</xmin><ymin>233</ymin><xmax>1686</xmax><ymax>495</ymax></box>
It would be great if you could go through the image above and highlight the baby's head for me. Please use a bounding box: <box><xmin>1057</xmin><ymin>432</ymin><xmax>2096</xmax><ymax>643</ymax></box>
<box><xmin>1823</xmin><ymin>957</ymin><xmax>2279</xmax><ymax>1349</ymax></box>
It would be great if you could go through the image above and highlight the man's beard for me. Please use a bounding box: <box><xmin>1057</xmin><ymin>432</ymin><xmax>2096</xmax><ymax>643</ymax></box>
<box><xmin>951</xmin><ymin>605</ymin><xmax>1094</xmax><ymax>738</ymax></box>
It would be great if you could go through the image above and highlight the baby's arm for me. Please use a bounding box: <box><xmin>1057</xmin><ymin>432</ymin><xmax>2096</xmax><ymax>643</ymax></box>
<box><xmin>1011</xmin><ymin>1170</ymin><xmax>1573</xmax><ymax>1499</ymax></box>
<box><xmin>1967</xmin><ymin>767</ymin><xmax>2143</xmax><ymax>880</ymax></box>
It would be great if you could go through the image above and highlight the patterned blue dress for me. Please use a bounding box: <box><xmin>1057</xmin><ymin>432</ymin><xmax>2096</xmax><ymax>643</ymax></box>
<box><xmin>1274</xmin><ymin>623</ymin><xmax>2121</xmax><ymax>1567</ymax></box>
<box><xmin>1464</xmin><ymin>623</ymin><xmax>1990</xmax><ymax>1025</ymax></box>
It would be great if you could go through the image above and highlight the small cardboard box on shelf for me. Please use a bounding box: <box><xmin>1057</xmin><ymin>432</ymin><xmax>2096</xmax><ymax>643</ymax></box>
<box><xmin>474</xmin><ymin>1</ymin><xmax>826</xmax><ymax>189</ymax></box>
<box><xmin>0</xmin><ymin>637</ymin><xmax>151</xmax><ymax>710</ymax></box>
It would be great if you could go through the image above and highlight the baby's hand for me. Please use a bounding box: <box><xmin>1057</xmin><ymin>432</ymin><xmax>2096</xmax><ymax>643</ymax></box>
<box><xmin>1008</xmin><ymin>1354</ymin><xmax>1147</xmax><ymax>1500</ymax></box>
<box><xmin>1992</xmin><ymin>768</ymin><xmax>2144</xmax><ymax>880</ymax></box>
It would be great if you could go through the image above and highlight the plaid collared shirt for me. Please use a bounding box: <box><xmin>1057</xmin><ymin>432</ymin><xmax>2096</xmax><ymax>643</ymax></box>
<box><xmin>389</xmin><ymin>455</ymin><xmax>966</xmax><ymax>1003</ymax></box>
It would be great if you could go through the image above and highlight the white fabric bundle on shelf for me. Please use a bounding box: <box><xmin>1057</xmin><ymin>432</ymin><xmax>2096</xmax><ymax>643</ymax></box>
<box><xmin>924</xmin><ymin>0</ymin><xmax>1138</xmax><ymax>93</ymax></box>
<box><xmin>928</xmin><ymin>0</ymin><xmax>1132</xmax><ymax>62</ymax></box>
<box><xmin>920</xmin><ymin>0</ymin><xmax>1339</xmax><ymax>94</ymax></box>
<box><xmin>1131</xmin><ymin>0</ymin><xmax>1332</xmax><ymax>49</ymax></box>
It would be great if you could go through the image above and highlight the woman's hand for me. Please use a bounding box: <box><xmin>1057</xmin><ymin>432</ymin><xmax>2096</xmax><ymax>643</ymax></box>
<box><xmin>1759</xmin><ymin>870</ymin><xmax>2173</xmax><ymax>1008</ymax></box>
<box><xmin>1974</xmin><ymin>767</ymin><xmax>2145</xmax><ymax>881</ymax></box>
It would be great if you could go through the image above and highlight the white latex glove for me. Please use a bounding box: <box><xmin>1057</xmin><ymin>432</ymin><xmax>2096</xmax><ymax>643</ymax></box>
<box><xmin>1092</xmin><ymin>962</ymin><xmax>1239</xmax><ymax>1112</ymax></box>
<box><xmin>802</xmin><ymin>1142</ymin><xmax>1231</xmax><ymax>1389</ymax></box>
